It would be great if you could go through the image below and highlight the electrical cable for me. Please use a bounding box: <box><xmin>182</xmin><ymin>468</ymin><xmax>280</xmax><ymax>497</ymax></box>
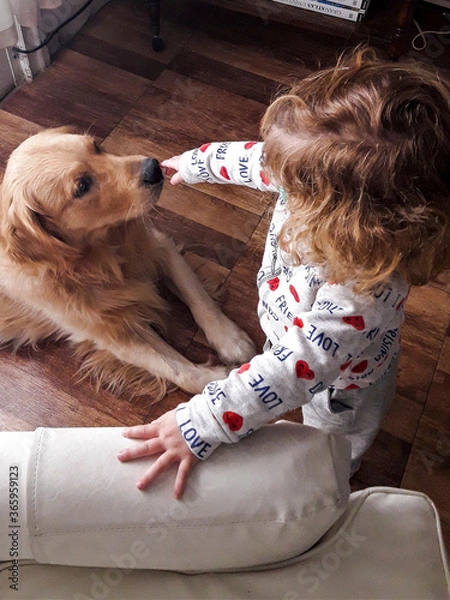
<box><xmin>412</xmin><ymin>17</ymin><xmax>450</xmax><ymax>51</ymax></box>
<box><xmin>12</xmin><ymin>0</ymin><xmax>96</xmax><ymax>55</ymax></box>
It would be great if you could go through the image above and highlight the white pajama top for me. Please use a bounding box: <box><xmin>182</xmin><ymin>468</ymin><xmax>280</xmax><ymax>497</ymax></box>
<box><xmin>174</xmin><ymin>141</ymin><xmax>409</xmax><ymax>460</ymax></box>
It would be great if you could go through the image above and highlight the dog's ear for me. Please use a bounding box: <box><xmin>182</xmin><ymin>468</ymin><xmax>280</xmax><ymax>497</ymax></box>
<box><xmin>1</xmin><ymin>183</ymin><xmax>80</xmax><ymax>269</ymax></box>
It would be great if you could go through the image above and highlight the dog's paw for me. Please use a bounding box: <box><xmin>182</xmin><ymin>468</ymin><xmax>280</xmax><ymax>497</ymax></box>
<box><xmin>184</xmin><ymin>365</ymin><xmax>231</xmax><ymax>393</ymax></box>
<box><xmin>210</xmin><ymin>322</ymin><xmax>256</xmax><ymax>366</ymax></box>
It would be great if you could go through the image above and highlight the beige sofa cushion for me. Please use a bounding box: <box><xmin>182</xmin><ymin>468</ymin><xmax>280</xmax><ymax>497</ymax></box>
<box><xmin>1</xmin><ymin>488</ymin><xmax>449</xmax><ymax>599</ymax></box>
<box><xmin>0</xmin><ymin>422</ymin><xmax>350</xmax><ymax>572</ymax></box>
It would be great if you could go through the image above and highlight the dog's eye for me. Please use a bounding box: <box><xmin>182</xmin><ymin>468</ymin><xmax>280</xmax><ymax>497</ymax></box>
<box><xmin>75</xmin><ymin>176</ymin><xmax>93</xmax><ymax>198</ymax></box>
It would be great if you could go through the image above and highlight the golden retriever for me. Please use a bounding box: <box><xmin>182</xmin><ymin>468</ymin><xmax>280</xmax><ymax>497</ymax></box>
<box><xmin>0</xmin><ymin>128</ymin><xmax>255</xmax><ymax>400</ymax></box>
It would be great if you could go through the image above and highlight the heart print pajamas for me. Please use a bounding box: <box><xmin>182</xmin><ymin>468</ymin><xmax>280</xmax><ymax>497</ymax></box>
<box><xmin>175</xmin><ymin>141</ymin><xmax>409</xmax><ymax>472</ymax></box>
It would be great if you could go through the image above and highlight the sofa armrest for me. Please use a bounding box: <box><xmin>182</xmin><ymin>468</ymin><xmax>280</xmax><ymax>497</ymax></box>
<box><xmin>0</xmin><ymin>423</ymin><xmax>350</xmax><ymax>571</ymax></box>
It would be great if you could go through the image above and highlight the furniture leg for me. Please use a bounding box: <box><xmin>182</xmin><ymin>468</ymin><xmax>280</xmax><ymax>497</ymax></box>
<box><xmin>149</xmin><ymin>0</ymin><xmax>164</xmax><ymax>52</ymax></box>
<box><xmin>388</xmin><ymin>0</ymin><xmax>419</xmax><ymax>59</ymax></box>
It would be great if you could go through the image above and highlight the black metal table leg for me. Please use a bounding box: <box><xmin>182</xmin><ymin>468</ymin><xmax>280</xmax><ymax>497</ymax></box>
<box><xmin>149</xmin><ymin>0</ymin><xmax>164</xmax><ymax>52</ymax></box>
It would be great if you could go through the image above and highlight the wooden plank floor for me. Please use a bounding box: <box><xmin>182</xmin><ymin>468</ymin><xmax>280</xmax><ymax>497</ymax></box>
<box><xmin>1</xmin><ymin>0</ymin><xmax>449</xmax><ymax>553</ymax></box>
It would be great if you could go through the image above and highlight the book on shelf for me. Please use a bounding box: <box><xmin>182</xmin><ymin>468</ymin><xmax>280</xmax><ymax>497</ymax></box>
<box><xmin>421</xmin><ymin>0</ymin><xmax>450</xmax><ymax>8</ymax></box>
<box><xmin>317</xmin><ymin>0</ymin><xmax>370</xmax><ymax>9</ymax></box>
<box><xmin>271</xmin><ymin>0</ymin><xmax>369</xmax><ymax>21</ymax></box>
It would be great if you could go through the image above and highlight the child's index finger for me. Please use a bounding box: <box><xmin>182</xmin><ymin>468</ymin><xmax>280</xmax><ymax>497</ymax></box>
<box><xmin>122</xmin><ymin>423</ymin><xmax>156</xmax><ymax>439</ymax></box>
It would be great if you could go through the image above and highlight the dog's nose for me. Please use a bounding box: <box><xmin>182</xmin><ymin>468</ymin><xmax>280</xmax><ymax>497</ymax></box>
<box><xmin>141</xmin><ymin>158</ymin><xmax>163</xmax><ymax>186</ymax></box>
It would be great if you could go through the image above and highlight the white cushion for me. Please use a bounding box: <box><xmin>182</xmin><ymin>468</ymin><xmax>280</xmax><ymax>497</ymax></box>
<box><xmin>0</xmin><ymin>423</ymin><xmax>350</xmax><ymax>571</ymax></box>
<box><xmin>1</xmin><ymin>489</ymin><xmax>449</xmax><ymax>599</ymax></box>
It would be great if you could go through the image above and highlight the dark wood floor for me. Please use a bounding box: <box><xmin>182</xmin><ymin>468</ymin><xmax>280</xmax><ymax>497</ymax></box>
<box><xmin>1</xmin><ymin>0</ymin><xmax>449</xmax><ymax>552</ymax></box>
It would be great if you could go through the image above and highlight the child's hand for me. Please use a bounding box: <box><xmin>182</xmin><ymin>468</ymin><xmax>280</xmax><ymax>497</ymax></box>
<box><xmin>161</xmin><ymin>156</ymin><xmax>184</xmax><ymax>185</ymax></box>
<box><xmin>117</xmin><ymin>409</ymin><xmax>200</xmax><ymax>499</ymax></box>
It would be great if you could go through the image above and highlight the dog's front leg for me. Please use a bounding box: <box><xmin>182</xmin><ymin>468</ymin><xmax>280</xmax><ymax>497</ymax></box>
<box><xmin>84</xmin><ymin>330</ymin><xmax>231</xmax><ymax>395</ymax></box>
<box><xmin>2</xmin><ymin>279</ymin><xmax>230</xmax><ymax>396</ymax></box>
<box><xmin>153</xmin><ymin>231</ymin><xmax>256</xmax><ymax>365</ymax></box>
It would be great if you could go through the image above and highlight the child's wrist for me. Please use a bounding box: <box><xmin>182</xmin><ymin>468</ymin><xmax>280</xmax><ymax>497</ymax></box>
<box><xmin>177</xmin><ymin>149</ymin><xmax>205</xmax><ymax>185</ymax></box>
<box><xmin>175</xmin><ymin>402</ymin><xmax>219</xmax><ymax>460</ymax></box>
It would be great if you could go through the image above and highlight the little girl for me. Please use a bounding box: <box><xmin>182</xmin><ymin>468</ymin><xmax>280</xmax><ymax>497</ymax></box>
<box><xmin>118</xmin><ymin>48</ymin><xmax>450</xmax><ymax>498</ymax></box>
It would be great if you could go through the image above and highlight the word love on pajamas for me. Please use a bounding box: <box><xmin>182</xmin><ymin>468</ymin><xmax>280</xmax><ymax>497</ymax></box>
<box><xmin>176</xmin><ymin>406</ymin><xmax>212</xmax><ymax>459</ymax></box>
<box><xmin>174</xmin><ymin>141</ymin><xmax>410</xmax><ymax>461</ymax></box>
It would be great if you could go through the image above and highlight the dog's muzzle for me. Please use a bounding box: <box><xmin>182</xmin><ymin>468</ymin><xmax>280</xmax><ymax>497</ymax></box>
<box><xmin>141</xmin><ymin>158</ymin><xmax>164</xmax><ymax>187</ymax></box>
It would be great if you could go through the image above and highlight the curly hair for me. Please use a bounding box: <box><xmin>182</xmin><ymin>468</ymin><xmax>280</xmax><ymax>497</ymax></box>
<box><xmin>260</xmin><ymin>48</ymin><xmax>450</xmax><ymax>292</ymax></box>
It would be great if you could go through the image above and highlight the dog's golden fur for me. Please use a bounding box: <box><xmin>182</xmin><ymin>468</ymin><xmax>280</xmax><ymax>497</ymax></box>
<box><xmin>0</xmin><ymin>128</ymin><xmax>255</xmax><ymax>400</ymax></box>
<box><xmin>261</xmin><ymin>48</ymin><xmax>450</xmax><ymax>292</ymax></box>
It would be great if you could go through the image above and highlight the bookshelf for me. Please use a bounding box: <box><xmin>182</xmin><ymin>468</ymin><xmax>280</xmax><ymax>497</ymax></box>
<box><xmin>149</xmin><ymin>0</ymin><xmax>449</xmax><ymax>61</ymax></box>
<box><xmin>193</xmin><ymin>0</ymin><xmax>417</xmax><ymax>56</ymax></box>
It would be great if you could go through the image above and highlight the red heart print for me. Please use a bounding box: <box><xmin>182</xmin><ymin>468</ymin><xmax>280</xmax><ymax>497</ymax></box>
<box><xmin>267</xmin><ymin>277</ymin><xmax>280</xmax><ymax>291</ymax></box>
<box><xmin>293</xmin><ymin>317</ymin><xmax>304</xmax><ymax>328</ymax></box>
<box><xmin>200</xmin><ymin>143</ymin><xmax>211</xmax><ymax>152</ymax></box>
<box><xmin>238</xmin><ymin>363</ymin><xmax>250</xmax><ymax>374</ymax></box>
<box><xmin>244</xmin><ymin>141</ymin><xmax>257</xmax><ymax>149</ymax></box>
<box><xmin>342</xmin><ymin>316</ymin><xmax>365</xmax><ymax>331</ymax></box>
<box><xmin>289</xmin><ymin>285</ymin><xmax>300</xmax><ymax>302</ymax></box>
<box><xmin>259</xmin><ymin>170</ymin><xmax>270</xmax><ymax>186</ymax></box>
<box><xmin>219</xmin><ymin>166</ymin><xmax>230</xmax><ymax>180</ymax></box>
<box><xmin>295</xmin><ymin>360</ymin><xmax>315</xmax><ymax>380</ymax></box>
<box><xmin>340</xmin><ymin>360</ymin><xmax>352</xmax><ymax>371</ymax></box>
<box><xmin>345</xmin><ymin>383</ymin><xmax>360</xmax><ymax>390</ymax></box>
<box><xmin>223</xmin><ymin>411</ymin><xmax>243</xmax><ymax>432</ymax></box>
<box><xmin>351</xmin><ymin>360</ymin><xmax>368</xmax><ymax>374</ymax></box>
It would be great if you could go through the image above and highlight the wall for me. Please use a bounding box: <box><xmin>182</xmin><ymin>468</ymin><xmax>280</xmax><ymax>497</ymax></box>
<box><xmin>0</xmin><ymin>48</ymin><xmax>14</xmax><ymax>100</ymax></box>
<box><xmin>0</xmin><ymin>0</ymin><xmax>111</xmax><ymax>102</ymax></box>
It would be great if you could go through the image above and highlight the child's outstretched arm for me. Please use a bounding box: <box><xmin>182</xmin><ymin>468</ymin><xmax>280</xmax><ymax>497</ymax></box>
<box><xmin>117</xmin><ymin>142</ymin><xmax>274</xmax><ymax>499</ymax></box>
<box><xmin>162</xmin><ymin>141</ymin><xmax>277</xmax><ymax>191</ymax></box>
